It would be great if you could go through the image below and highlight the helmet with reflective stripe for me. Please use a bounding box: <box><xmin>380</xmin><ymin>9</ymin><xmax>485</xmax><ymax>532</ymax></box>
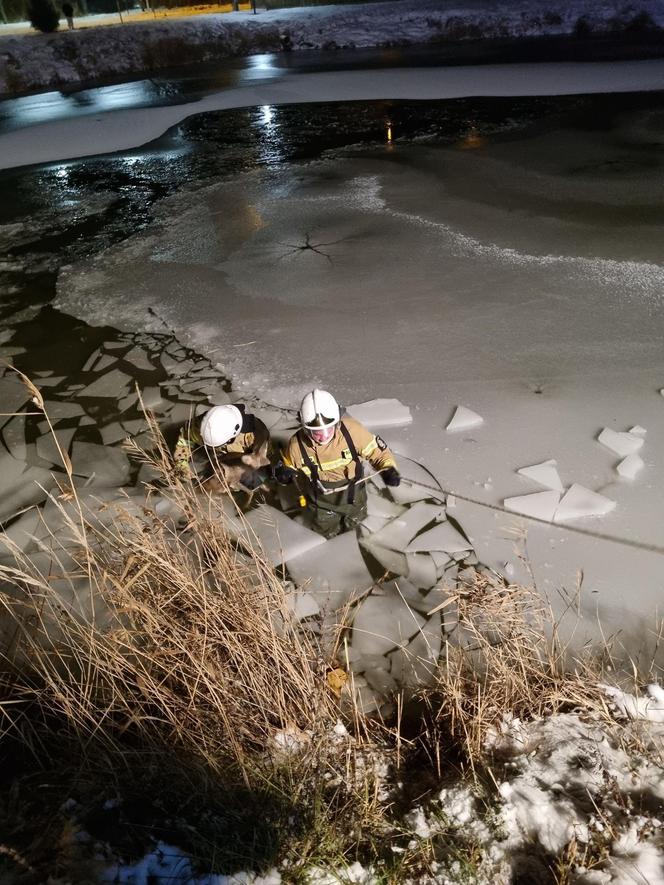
<box><xmin>200</xmin><ymin>405</ymin><xmax>243</xmax><ymax>447</ymax></box>
<box><xmin>300</xmin><ymin>389</ymin><xmax>340</xmax><ymax>430</ymax></box>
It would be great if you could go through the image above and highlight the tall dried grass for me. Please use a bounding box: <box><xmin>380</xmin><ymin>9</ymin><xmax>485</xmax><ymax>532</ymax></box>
<box><xmin>424</xmin><ymin>571</ymin><xmax>608</xmax><ymax>771</ymax></box>
<box><xmin>0</xmin><ymin>404</ymin><xmax>337</xmax><ymax>784</ymax></box>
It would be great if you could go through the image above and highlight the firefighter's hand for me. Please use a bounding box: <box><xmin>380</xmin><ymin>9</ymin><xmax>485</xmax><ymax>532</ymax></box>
<box><xmin>274</xmin><ymin>463</ymin><xmax>297</xmax><ymax>485</ymax></box>
<box><xmin>383</xmin><ymin>467</ymin><xmax>401</xmax><ymax>487</ymax></box>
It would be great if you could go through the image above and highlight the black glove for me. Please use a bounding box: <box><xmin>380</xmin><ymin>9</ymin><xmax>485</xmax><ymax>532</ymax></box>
<box><xmin>274</xmin><ymin>463</ymin><xmax>297</xmax><ymax>485</ymax></box>
<box><xmin>383</xmin><ymin>467</ymin><xmax>401</xmax><ymax>487</ymax></box>
<box><xmin>239</xmin><ymin>470</ymin><xmax>263</xmax><ymax>491</ymax></box>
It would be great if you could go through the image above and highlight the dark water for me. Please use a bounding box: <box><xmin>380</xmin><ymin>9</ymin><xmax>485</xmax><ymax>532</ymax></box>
<box><xmin>2</xmin><ymin>89</ymin><xmax>663</xmax><ymax>387</ymax></box>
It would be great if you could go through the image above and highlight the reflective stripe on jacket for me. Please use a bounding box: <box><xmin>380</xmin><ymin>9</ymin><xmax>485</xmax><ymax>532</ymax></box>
<box><xmin>280</xmin><ymin>416</ymin><xmax>396</xmax><ymax>486</ymax></box>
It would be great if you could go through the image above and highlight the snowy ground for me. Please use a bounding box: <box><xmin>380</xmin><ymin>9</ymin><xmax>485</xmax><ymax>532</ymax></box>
<box><xmin>97</xmin><ymin>704</ymin><xmax>664</xmax><ymax>883</ymax></box>
<box><xmin>1</xmin><ymin>0</ymin><xmax>664</xmax><ymax>96</ymax></box>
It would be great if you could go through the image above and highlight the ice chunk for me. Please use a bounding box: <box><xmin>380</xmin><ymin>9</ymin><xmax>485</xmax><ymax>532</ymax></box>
<box><xmin>370</xmin><ymin>501</ymin><xmax>446</xmax><ymax>551</ymax></box>
<box><xmin>387</xmin><ymin>610</ymin><xmax>442</xmax><ymax>689</ymax></box>
<box><xmin>140</xmin><ymin>387</ymin><xmax>165</xmax><ymax>410</ymax></box>
<box><xmin>243</xmin><ymin>504</ymin><xmax>326</xmax><ymax>566</ymax></box>
<box><xmin>616</xmin><ymin>454</ymin><xmax>644</xmax><ymax>479</ymax></box>
<box><xmin>1</xmin><ymin>414</ymin><xmax>27</xmax><ymax>462</ymax></box>
<box><xmin>405</xmin><ymin>553</ymin><xmax>437</xmax><ymax>589</ymax></box>
<box><xmin>554</xmin><ymin>484</ymin><xmax>616</xmax><ymax>522</ymax></box>
<box><xmin>35</xmin><ymin>426</ymin><xmax>76</xmax><ymax>465</ymax></box>
<box><xmin>0</xmin><ymin>375</ymin><xmax>29</xmax><ymax>415</ymax></box>
<box><xmin>285</xmin><ymin>590</ymin><xmax>320</xmax><ymax>621</ymax></box>
<box><xmin>387</xmin><ymin>480</ymin><xmax>440</xmax><ymax>506</ymax></box>
<box><xmin>629</xmin><ymin>425</ymin><xmax>647</xmax><ymax>437</ymax></box>
<box><xmin>366</xmin><ymin>490</ymin><xmax>405</xmax><ymax>521</ymax></box>
<box><xmin>285</xmin><ymin>530</ymin><xmax>374</xmax><ymax>610</ymax></box>
<box><xmin>517</xmin><ymin>459</ymin><xmax>564</xmax><ymax>492</ymax></box>
<box><xmin>346</xmin><ymin>398</ymin><xmax>412</xmax><ymax>428</ymax></box>
<box><xmin>79</xmin><ymin>369</ymin><xmax>131</xmax><ymax>399</ymax></box>
<box><xmin>446</xmin><ymin>406</ymin><xmax>483</xmax><ymax>433</ymax></box>
<box><xmin>359</xmin><ymin>539</ymin><xmax>408</xmax><ymax>578</ymax></box>
<box><xmin>0</xmin><ymin>458</ymin><xmax>56</xmax><ymax>523</ymax></box>
<box><xmin>70</xmin><ymin>442</ymin><xmax>131</xmax><ymax>487</ymax></box>
<box><xmin>0</xmin><ymin>507</ymin><xmax>40</xmax><ymax>554</ymax></box>
<box><xmin>351</xmin><ymin>585</ymin><xmax>426</xmax><ymax>658</ymax></box>
<box><xmin>100</xmin><ymin>423</ymin><xmax>130</xmax><ymax>445</ymax></box>
<box><xmin>359</xmin><ymin>514</ymin><xmax>392</xmax><ymax>536</ymax></box>
<box><xmin>504</xmin><ymin>490</ymin><xmax>561</xmax><ymax>522</ymax></box>
<box><xmin>597</xmin><ymin>428</ymin><xmax>644</xmax><ymax>457</ymax></box>
<box><xmin>406</xmin><ymin>520</ymin><xmax>471</xmax><ymax>554</ymax></box>
<box><xmin>122</xmin><ymin>346</ymin><xmax>154</xmax><ymax>372</ymax></box>
<box><xmin>430</xmin><ymin>551</ymin><xmax>453</xmax><ymax>575</ymax></box>
<box><xmin>42</xmin><ymin>400</ymin><xmax>84</xmax><ymax>422</ymax></box>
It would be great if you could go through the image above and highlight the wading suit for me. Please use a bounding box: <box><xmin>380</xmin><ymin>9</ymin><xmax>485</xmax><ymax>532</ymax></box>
<box><xmin>174</xmin><ymin>410</ymin><xmax>269</xmax><ymax>486</ymax></box>
<box><xmin>280</xmin><ymin>416</ymin><xmax>398</xmax><ymax>538</ymax></box>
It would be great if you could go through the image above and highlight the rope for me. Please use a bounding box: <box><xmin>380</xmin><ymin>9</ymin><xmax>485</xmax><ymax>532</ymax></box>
<box><xmin>262</xmin><ymin>407</ymin><xmax>664</xmax><ymax>557</ymax></box>
<box><xmin>394</xmin><ymin>473</ymin><xmax>664</xmax><ymax>558</ymax></box>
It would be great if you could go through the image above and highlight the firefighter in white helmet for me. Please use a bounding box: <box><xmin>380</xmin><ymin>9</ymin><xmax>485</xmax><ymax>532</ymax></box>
<box><xmin>276</xmin><ymin>389</ymin><xmax>400</xmax><ymax>538</ymax></box>
<box><xmin>174</xmin><ymin>404</ymin><xmax>270</xmax><ymax>491</ymax></box>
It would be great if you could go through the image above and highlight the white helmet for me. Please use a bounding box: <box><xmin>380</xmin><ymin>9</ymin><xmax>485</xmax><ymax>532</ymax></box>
<box><xmin>200</xmin><ymin>405</ymin><xmax>243</xmax><ymax>447</ymax></box>
<box><xmin>300</xmin><ymin>389</ymin><xmax>340</xmax><ymax>430</ymax></box>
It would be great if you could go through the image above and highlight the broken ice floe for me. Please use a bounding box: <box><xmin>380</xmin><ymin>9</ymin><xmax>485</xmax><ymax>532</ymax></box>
<box><xmin>554</xmin><ymin>484</ymin><xmax>616</xmax><ymax>522</ymax></box>
<box><xmin>517</xmin><ymin>459</ymin><xmax>564</xmax><ymax>492</ymax></box>
<box><xmin>597</xmin><ymin>427</ymin><xmax>644</xmax><ymax>457</ymax></box>
<box><xmin>616</xmin><ymin>453</ymin><xmax>644</xmax><ymax>480</ymax></box>
<box><xmin>285</xmin><ymin>530</ymin><xmax>374</xmax><ymax>611</ymax></box>
<box><xmin>405</xmin><ymin>520</ymin><xmax>470</xmax><ymax>555</ymax></box>
<box><xmin>504</xmin><ymin>490</ymin><xmax>561</xmax><ymax>522</ymax></box>
<box><xmin>368</xmin><ymin>501</ymin><xmax>446</xmax><ymax>551</ymax></box>
<box><xmin>446</xmin><ymin>406</ymin><xmax>484</xmax><ymax>432</ymax></box>
<box><xmin>351</xmin><ymin>584</ymin><xmax>427</xmax><ymax>658</ymax></box>
<box><xmin>346</xmin><ymin>398</ymin><xmax>412</xmax><ymax>428</ymax></box>
<box><xmin>243</xmin><ymin>504</ymin><xmax>326</xmax><ymax>567</ymax></box>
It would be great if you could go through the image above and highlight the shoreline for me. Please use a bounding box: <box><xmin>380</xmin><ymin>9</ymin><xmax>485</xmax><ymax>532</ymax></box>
<box><xmin>1</xmin><ymin>0</ymin><xmax>663</xmax><ymax>99</ymax></box>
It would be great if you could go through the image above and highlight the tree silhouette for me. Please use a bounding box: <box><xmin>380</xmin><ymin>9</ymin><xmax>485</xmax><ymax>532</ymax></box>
<box><xmin>28</xmin><ymin>0</ymin><xmax>60</xmax><ymax>33</ymax></box>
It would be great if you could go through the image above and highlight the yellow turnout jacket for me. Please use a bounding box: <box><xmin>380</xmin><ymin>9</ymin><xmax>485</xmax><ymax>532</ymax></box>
<box><xmin>281</xmin><ymin>416</ymin><xmax>396</xmax><ymax>488</ymax></box>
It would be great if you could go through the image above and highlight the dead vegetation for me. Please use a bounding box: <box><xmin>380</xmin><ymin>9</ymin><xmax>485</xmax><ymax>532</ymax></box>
<box><xmin>0</xmin><ymin>385</ymin><xmax>661</xmax><ymax>881</ymax></box>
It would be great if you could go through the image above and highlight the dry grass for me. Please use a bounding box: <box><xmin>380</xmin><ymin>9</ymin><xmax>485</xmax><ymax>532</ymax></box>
<box><xmin>423</xmin><ymin>571</ymin><xmax>609</xmax><ymax>772</ymax></box>
<box><xmin>0</xmin><ymin>403</ymin><xmax>337</xmax><ymax>784</ymax></box>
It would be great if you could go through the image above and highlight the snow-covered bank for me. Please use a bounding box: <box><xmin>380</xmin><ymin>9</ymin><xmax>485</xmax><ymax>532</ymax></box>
<box><xmin>1</xmin><ymin>0</ymin><xmax>664</xmax><ymax>98</ymax></box>
<box><xmin>2</xmin><ymin>59</ymin><xmax>664</xmax><ymax>169</ymax></box>
<box><xmin>98</xmin><ymin>707</ymin><xmax>664</xmax><ymax>884</ymax></box>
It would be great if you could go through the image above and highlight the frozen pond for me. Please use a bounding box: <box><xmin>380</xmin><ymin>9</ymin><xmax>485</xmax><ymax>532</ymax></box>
<box><xmin>3</xmin><ymin>75</ymin><xmax>664</xmax><ymax>672</ymax></box>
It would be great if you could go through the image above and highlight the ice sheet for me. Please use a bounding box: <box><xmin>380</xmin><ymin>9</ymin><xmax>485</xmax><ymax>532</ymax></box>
<box><xmin>405</xmin><ymin>552</ymin><xmax>438</xmax><ymax>589</ymax></box>
<box><xmin>79</xmin><ymin>369</ymin><xmax>131</xmax><ymax>399</ymax></box>
<box><xmin>243</xmin><ymin>504</ymin><xmax>326</xmax><ymax>566</ymax></box>
<box><xmin>405</xmin><ymin>520</ymin><xmax>471</xmax><ymax>554</ymax></box>
<box><xmin>359</xmin><ymin>538</ymin><xmax>408</xmax><ymax>578</ymax></box>
<box><xmin>446</xmin><ymin>406</ymin><xmax>484</xmax><ymax>433</ymax></box>
<box><xmin>285</xmin><ymin>530</ymin><xmax>374</xmax><ymax>609</ymax></box>
<box><xmin>517</xmin><ymin>459</ymin><xmax>564</xmax><ymax>492</ymax></box>
<box><xmin>597</xmin><ymin>428</ymin><xmax>644</xmax><ymax>457</ymax></box>
<box><xmin>554</xmin><ymin>484</ymin><xmax>616</xmax><ymax>522</ymax></box>
<box><xmin>369</xmin><ymin>501</ymin><xmax>446</xmax><ymax>551</ymax></box>
<box><xmin>351</xmin><ymin>585</ymin><xmax>426</xmax><ymax>658</ymax></box>
<box><xmin>616</xmin><ymin>454</ymin><xmax>644</xmax><ymax>480</ymax></box>
<box><xmin>504</xmin><ymin>490</ymin><xmax>561</xmax><ymax>522</ymax></box>
<box><xmin>346</xmin><ymin>398</ymin><xmax>412</xmax><ymax>428</ymax></box>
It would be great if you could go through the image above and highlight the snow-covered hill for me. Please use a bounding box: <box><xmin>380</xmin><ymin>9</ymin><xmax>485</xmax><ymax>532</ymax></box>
<box><xmin>1</xmin><ymin>0</ymin><xmax>663</xmax><ymax>96</ymax></box>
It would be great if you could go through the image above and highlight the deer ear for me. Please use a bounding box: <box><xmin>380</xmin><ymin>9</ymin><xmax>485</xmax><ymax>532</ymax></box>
<box><xmin>240</xmin><ymin>454</ymin><xmax>253</xmax><ymax>465</ymax></box>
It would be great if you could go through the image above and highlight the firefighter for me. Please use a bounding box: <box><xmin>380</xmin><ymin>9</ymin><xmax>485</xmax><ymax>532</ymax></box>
<box><xmin>276</xmin><ymin>389</ymin><xmax>400</xmax><ymax>538</ymax></box>
<box><xmin>174</xmin><ymin>404</ymin><xmax>270</xmax><ymax>491</ymax></box>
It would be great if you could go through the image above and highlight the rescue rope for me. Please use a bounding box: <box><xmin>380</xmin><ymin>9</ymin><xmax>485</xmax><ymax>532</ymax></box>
<box><xmin>395</xmin><ymin>472</ymin><xmax>664</xmax><ymax>558</ymax></box>
<box><xmin>262</xmin><ymin>405</ymin><xmax>664</xmax><ymax>557</ymax></box>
